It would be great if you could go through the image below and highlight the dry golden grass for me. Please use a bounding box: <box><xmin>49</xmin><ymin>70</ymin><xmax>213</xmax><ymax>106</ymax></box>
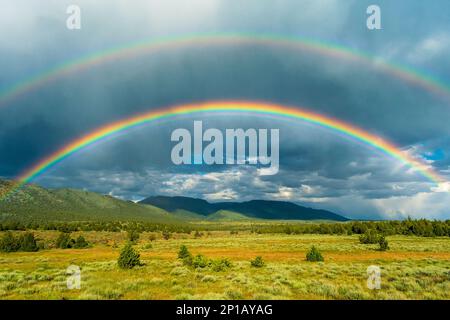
<box><xmin>0</xmin><ymin>231</ymin><xmax>449</xmax><ymax>300</ymax></box>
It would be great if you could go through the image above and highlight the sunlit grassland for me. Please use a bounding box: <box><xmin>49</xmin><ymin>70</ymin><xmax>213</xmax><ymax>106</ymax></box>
<box><xmin>0</xmin><ymin>232</ymin><xmax>449</xmax><ymax>300</ymax></box>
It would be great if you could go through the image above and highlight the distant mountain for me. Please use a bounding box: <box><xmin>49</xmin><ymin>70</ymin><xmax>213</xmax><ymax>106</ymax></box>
<box><xmin>141</xmin><ymin>196</ymin><xmax>215</xmax><ymax>216</ymax></box>
<box><xmin>0</xmin><ymin>178</ymin><xmax>348</xmax><ymax>222</ymax></box>
<box><xmin>206</xmin><ymin>210</ymin><xmax>252</xmax><ymax>221</ymax></box>
<box><xmin>0</xmin><ymin>179</ymin><xmax>175</xmax><ymax>222</ymax></box>
<box><xmin>140</xmin><ymin>196</ymin><xmax>348</xmax><ymax>221</ymax></box>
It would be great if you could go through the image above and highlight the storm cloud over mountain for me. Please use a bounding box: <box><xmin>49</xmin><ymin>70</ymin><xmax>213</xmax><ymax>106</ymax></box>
<box><xmin>1</xmin><ymin>0</ymin><xmax>450</xmax><ymax>219</ymax></box>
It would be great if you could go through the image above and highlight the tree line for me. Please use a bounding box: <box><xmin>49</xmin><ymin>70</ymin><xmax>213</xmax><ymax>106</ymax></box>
<box><xmin>252</xmin><ymin>219</ymin><xmax>450</xmax><ymax>237</ymax></box>
<box><xmin>0</xmin><ymin>218</ymin><xmax>449</xmax><ymax>237</ymax></box>
<box><xmin>0</xmin><ymin>220</ymin><xmax>194</xmax><ymax>234</ymax></box>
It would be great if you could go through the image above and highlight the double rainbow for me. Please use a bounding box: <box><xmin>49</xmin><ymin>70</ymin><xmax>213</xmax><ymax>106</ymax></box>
<box><xmin>1</xmin><ymin>33</ymin><xmax>447</xmax><ymax>198</ymax></box>
<box><xmin>4</xmin><ymin>101</ymin><xmax>442</xmax><ymax>200</ymax></box>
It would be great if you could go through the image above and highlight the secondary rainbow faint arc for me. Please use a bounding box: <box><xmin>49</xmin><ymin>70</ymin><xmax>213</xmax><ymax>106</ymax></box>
<box><xmin>13</xmin><ymin>101</ymin><xmax>444</xmax><ymax>194</ymax></box>
<box><xmin>1</xmin><ymin>33</ymin><xmax>450</xmax><ymax>107</ymax></box>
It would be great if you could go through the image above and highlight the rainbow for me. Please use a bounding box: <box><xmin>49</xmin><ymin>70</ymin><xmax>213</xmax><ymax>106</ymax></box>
<box><xmin>1</xmin><ymin>33</ymin><xmax>450</xmax><ymax>107</ymax></box>
<box><xmin>3</xmin><ymin>101</ymin><xmax>443</xmax><ymax>200</ymax></box>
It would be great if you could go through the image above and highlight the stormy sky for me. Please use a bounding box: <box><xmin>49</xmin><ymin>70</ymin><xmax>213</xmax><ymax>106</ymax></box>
<box><xmin>1</xmin><ymin>0</ymin><xmax>450</xmax><ymax>219</ymax></box>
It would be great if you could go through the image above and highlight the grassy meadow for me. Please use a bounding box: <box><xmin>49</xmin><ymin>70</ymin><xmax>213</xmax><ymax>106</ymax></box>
<box><xmin>0</xmin><ymin>230</ymin><xmax>449</xmax><ymax>300</ymax></box>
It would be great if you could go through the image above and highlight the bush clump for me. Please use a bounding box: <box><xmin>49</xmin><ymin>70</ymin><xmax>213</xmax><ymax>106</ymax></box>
<box><xmin>56</xmin><ymin>232</ymin><xmax>75</xmax><ymax>249</ymax></box>
<box><xmin>378</xmin><ymin>235</ymin><xmax>389</xmax><ymax>251</ymax></box>
<box><xmin>210</xmin><ymin>258</ymin><xmax>232</xmax><ymax>272</ymax></box>
<box><xmin>127</xmin><ymin>229</ymin><xmax>140</xmax><ymax>243</ymax></box>
<box><xmin>359</xmin><ymin>229</ymin><xmax>382</xmax><ymax>244</ymax></box>
<box><xmin>0</xmin><ymin>231</ymin><xmax>20</xmax><ymax>252</ymax></box>
<box><xmin>306</xmin><ymin>246</ymin><xmax>324</xmax><ymax>262</ymax></box>
<box><xmin>250</xmin><ymin>256</ymin><xmax>265</xmax><ymax>268</ymax></box>
<box><xmin>162</xmin><ymin>230</ymin><xmax>171</xmax><ymax>240</ymax></box>
<box><xmin>118</xmin><ymin>242</ymin><xmax>141</xmax><ymax>269</ymax></box>
<box><xmin>177</xmin><ymin>245</ymin><xmax>232</xmax><ymax>271</ymax></box>
<box><xmin>19</xmin><ymin>232</ymin><xmax>39</xmax><ymax>252</ymax></box>
<box><xmin>192</xmin><ymin>254</ymin><xmax>209</xmax><ymax>268</ymax></box>
<box><xmin>73</xmin><ymin>235</ymin><xmax>89</xmax><ymax>249</ymax></box>
<box><xmin>56</xmin><ymin>233</ymin><xmax>90</xmax><ymax>249</ymax></box>
<box><xmin>0</xmin><ymin>231</ymin><xmax>39</xmax><ymax>252</ymax></box>
<box><xmin>194</xmin><ymin>230</ymin><xmax>203</xmax><ymax>238</ymax></box>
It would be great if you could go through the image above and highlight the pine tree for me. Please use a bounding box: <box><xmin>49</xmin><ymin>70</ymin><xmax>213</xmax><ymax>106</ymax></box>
<box><xmin>378</xmin><ymin>235</ymin><xmax>389</xmax><ymax>251</ymax></box>
<box><xmin>178</xmin><ymin>245</ymin><xmax>191</xmax><ymax>260</ymax></box>
<box><xmin>306</xmin><ymin>246</ymin><xmax>324</xmax><ymax>262</ymax></box>
<box><xmin>117</xmin><ymin>243</ymin><xmax>141</xmax><ymax>269</ymax></box>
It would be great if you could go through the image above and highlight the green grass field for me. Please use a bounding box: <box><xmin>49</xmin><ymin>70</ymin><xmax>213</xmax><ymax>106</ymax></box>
<box><xmin>0</xmin><ymin>231</ymin><xmax>449</xmax><ymax>300</ymax></box>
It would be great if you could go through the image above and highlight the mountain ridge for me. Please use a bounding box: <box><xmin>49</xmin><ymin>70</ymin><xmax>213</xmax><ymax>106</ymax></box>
<box><xmin>0</xmin><ymin>179</ymin><xmax>175</xmax><ymax>222</ymax></box>
<box><xmin>139</xmin><ymin>195</ymin><xmax>348</xmax><ymax>221</ymax></box>
<box><xmin>0</xmin><ymin>178</ymin><xmax>348</xmax><ymax>222</ymax></box>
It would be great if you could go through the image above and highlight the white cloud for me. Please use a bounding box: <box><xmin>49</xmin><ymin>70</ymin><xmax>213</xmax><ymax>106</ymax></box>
<box><xmin>204</xmin><ymin>188</ymin><xmax>237</xmax><ymax>201</ymax></box>
<box><xmin>114</xmin><ymin>0</ymin><xmax>220</xmax><ymax>35</ymax></box>
<box><xmin>407</xmin><ymin>33</ymin><xmax>450</xmax><ymax>64</ymax></box>
<box><xmin>431</xmin><ymin>182</ymin><xmax>450</xmax><ymax>193</ymax></box>
<box><xmin>371</xmin><ymin>190</ymin><xmax>450</xmax><ymax>220</ymax></box>
<box><xmin>37</xmin><ymin>165</ymin><xmax>450</xmax><ymax>219</ymax></box>
<box><xmin>273</xmin><ymin>186</ymin><xmax>294</xmax><ymax>199</ymax></box>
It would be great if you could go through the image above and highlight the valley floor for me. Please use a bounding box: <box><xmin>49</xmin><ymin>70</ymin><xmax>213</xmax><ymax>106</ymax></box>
<box><xmin>0</xmin><ymin>232</ymin><xmax>449</xmax><ymax>299</ymax></box>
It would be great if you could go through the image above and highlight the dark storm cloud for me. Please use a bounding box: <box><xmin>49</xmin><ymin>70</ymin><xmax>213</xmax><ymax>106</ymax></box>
<box><xmin>1</xmin><ymin>0</ymin><xmax>450</xmax><ymax>219</ymax></box>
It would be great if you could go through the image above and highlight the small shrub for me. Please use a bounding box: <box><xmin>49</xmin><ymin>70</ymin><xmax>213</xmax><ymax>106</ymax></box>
<box><xmin>73</xmin><ymin>235</ymin><xmax>89</xmax><ymax>249</ymax></box>
<box><xmin>359</xmin><ymin>230</ymin><xmax>381</xmax><ymax>244</ymax></box>
<box><xmin>306</xmin><ymin>246</ymin><xmax>324</xmax><ymax>262</ymax></box>
<box><xmin>194</xmin><ymin>231</ymin><xmax>203</xmax><ymax>238</ymax></box>
<box><xmin>182</xmin><ymin>256</ymin><xmax>193</xmax><ymax>266</ymax></box>
<box><xmin>378</xmin><ymin>235</ymin><xmax>389</xmax><ymax>251</ymax></box>
<box><xmin>170</xmin><ymin>266</ymin><xmax>190</xmax><ymax>277</ymax></box>
<box><xmin>19</xmin><ymin>232</ymin><xmax>39</xmax><ymax>252</ymax></box>
<box><xmin>201</xmin><ymin>275</ymin><xmax>217</xmax><ymax>282</ymax></box>
<box><xmin>178</xmin><ymin>245</ymin><xmax>191</xmax><ymax>260</ymax></box>
<box><xmin>211</xmin><ymin>258</ymin><xmax>232</xmax><ymax>272</ymax></box>
<box><xmin>250</xmin><ymin>256</ymin><xmax>265</xmax><ymax>268</ymax></box>
<box><xmin>178</xmin><ymin>245</ymin><xmax>193</xmax><ymax>266</ymax></box>
<box><xmin>0</xmin><ymin>231</ymin><xmax>20</xmax><ymax>252</ymax></box>
<box><xmin>226</xmin><ymin>290</ymin><xmax>243</xmax><ymax>300</ymax></box>
<box><xmin>142</xmin><ymin>243</ymin><xmax>153</xmax><ymax>250</ymax></box>
<box><xmin>56</xmin><ymin>232</ymin><xmax>74</xmax><ymax>249</ymax></box>
<box><xmin>117</xmin><ymin>243</ymin><xmax>141</xmax><ymax>269</ymax></box>
<box><xmin>162</xmin><ymin>230</ymin><xmax>171</xmax><ymax>240</ymax></box>
<box><xmin>127</xmin><ymin>229</ymin><xmax>140</xmax><ymax>243</ymax></box>
<box><xmin>0</xmin><ymin>232</ymin><xmax>40</xmax><ymax>252</ymax></box>
<box><xmin>148</xmin><ymin>234</ymin><xmax>156</xmax><ymax>242</ymax></box>
<box><xmin>192</xmin><ymin>254</ymin><xmax>209</xmax><ymax>269</ymax></box>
